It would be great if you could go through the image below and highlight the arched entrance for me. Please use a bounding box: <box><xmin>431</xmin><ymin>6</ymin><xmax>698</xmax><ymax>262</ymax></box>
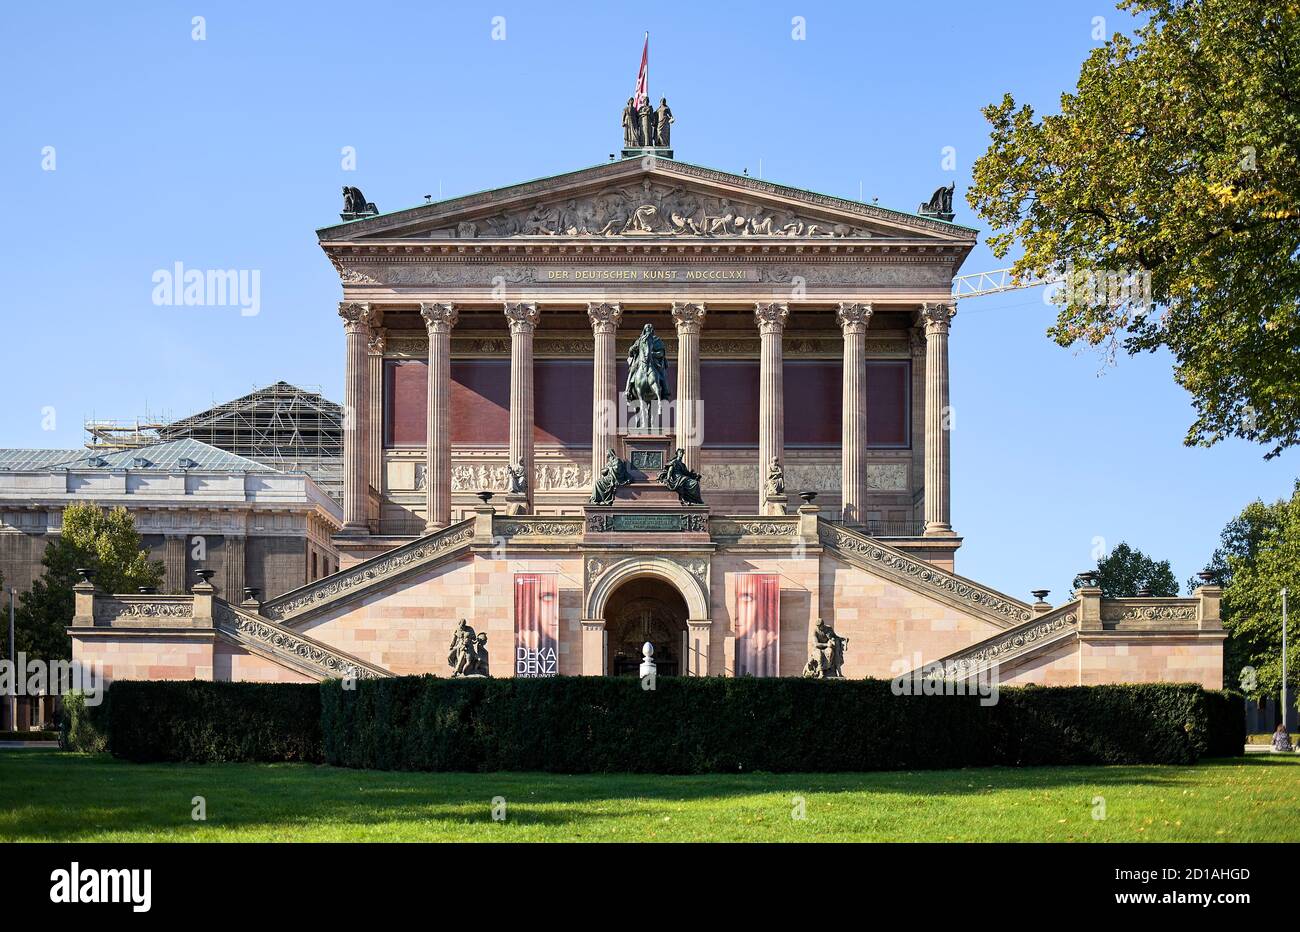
<box><xmin>604</xmin><ymin>578</ymin><xmax>689</xmax><ymax>677</ymax></box>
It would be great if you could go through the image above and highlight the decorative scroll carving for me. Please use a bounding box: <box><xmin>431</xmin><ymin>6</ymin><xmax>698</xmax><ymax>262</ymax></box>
<box><xmin>820</xmin><ymin>521</ymin><xmax>1033</xmax><ymax>626</ymax></box>
<box><xmin>710</xmin><ymin>517</ymin><xmax>800</xmax><ymax>540</ymax></box>
<box><xmin>215</xmin><ymin>604</ymin><xmax>387</xmax><ymax>680</ymax></box>
<box><xmin>1100</xmin><ymin>602</ymin><xmax>1199</xmax><ymax>623</ymax></box>
<box><xmin>263</xmin><ymin>520</ymin><xmax>475</xmax><ymax>622</ymax></box>
<box><xmin>918</xmin><ymin>606</ymin><xmax>1080</xmax><ymax>680</ymax></box>
<box><xmin>494</xmin><ymin>517</ymin><xmax>584</xmax><ymax>538</ymax></box>
<box><xmin>93</xmin><ymin>599</ymin><xmax>193</xmax><ymax>623</ymax></box>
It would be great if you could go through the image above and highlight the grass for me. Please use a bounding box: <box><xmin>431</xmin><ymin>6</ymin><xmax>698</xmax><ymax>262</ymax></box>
<box><xmin>1</xmin><ymin>750</ymin><xmax>1298</xmax><ymax>842</ymax></box>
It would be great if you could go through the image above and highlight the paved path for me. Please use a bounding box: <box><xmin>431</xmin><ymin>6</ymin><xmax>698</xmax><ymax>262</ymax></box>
<box><xmin>0</xmin><ymin>740</ymin><xmax>58</xmax><ymax>749</ymax></box>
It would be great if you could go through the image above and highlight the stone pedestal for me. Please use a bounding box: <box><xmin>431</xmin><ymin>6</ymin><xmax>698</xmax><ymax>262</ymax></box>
<box><xmin>762</xmin><ymin>494</ymin><xmax>789</xmax><ymax>516</ymax></box>
<box><xmin>504</xmin><ymin>492</ymin><xmax>528</xmax><ymax>516</ymax></box>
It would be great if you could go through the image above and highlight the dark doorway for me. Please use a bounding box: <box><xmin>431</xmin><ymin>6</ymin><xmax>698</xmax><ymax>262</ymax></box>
<box><xmin>604</xmin><ymin>578</ymin><xmax>689</xmax><ymax>677</ymax></box>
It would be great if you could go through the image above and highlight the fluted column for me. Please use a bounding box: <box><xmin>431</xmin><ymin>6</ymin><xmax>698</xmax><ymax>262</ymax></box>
<box><xmin>837</xmin><ymin>302</ymin><xmax>873</xmax><ymax>524</ymax></box>
<box><xmin>671</xmin><ymin>302</ymin><xmax>706</xmax><ymax>470</ymax></box>
<box><xmin>366</xmin><ymin>325</ymin><xmax>386</xmax><ymax>532</ymax></box>
<box><xmin>755</xmin><ymin>302</ymin><xmax>790</xmax><ymax>514</ymax></box>
<box><xmin>588</xmin><ymin>302</ymin><xmax>623</xmax><ymax>477</ymax></box>
<box><xmin>505</xmin><ymin>302</ymin><xmax>541</xmax><ymax>514</ymax></box>
<box><xmin>338</xmin><ymin>301</ymin><xmax>373</xmax><ymax>534</ymax></box>
<box><xmin>420</xmin><ymin>302</ymin><xmax>458</xmax><ymax>532</ymax></box>
<box><xmin>922</xmin><ymin>302</ymin><xmax>957</xmax><ymax>536</ymax></box>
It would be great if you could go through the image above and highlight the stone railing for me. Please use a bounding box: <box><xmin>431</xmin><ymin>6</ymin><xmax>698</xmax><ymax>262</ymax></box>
<box><xmin>92</xmin><ymin>595</ymin><xmax>197</xmax><ymax>626</ymax></box>
<box><xmin>491</xmin><ymin>515</ymin><xmax>585</xmax><ymax>540</ymax></box>
<box><xmin>908</xmin><ymin>602</ymin><xmax>1080</xmax><ymax>681</ymax></box>
<box><xmin>214</xmin><ymin>603</ymin><xmax>389</xmax><ymax>681</ymax></box>
<box><xmin>818</xmin><ymin>520</ymin><xmax>1033</xmax><ymax>627</ymax></box>
<box><xmin>1099</xmin><ymin>598</ymin><xmax>1200</xmax><ymax>628</ymax></box>
<box><xmin>262</xmin><ymin>518</ymin><xmax>475</xmax><ymax>623</ymax></box>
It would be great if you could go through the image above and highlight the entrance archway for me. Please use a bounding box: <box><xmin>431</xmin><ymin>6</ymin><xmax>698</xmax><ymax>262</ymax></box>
<box><xmin>604</xmin><ymin>578</ymin><xmax>689</xmax><ymax>677</ymax></box>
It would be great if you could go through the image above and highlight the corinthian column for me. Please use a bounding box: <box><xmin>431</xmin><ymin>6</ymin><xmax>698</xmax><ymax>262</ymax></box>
<box><xmin>921</xmin><ymin>302</ymin><xmax>957</xmax><ymax>536</ymax></box>
<box><xmin>338</xmin><ymin>301</ymin><xmax>373</xmax><ymax>534</ymax></box>
<box><xmin>588</xmin><ymin>302</ymin><xmax>622</xmax><ymax>478</ymax></box>
<box><xmin>755</xmin><ymin>302</ymin><xmax>790</xmax><ymax>514</ymax></box>
<box><xmin>671</xmin><ymin>302</ymin><xmax>706</xmax><ymax>470</ymax></box>
<box><xmin>366</xmin><ymin>325</ymin><xmax>386</xmax><ymax>532</ymax></box>
<box><xmin>837</xmin><ymin>302</ymin><xmax>873</xmax><ymax>525</ymax></box>
<box><xmin>505</xmin><ymin>302</ymin><xmax>541</xmax><ymax>514</ymax></box>
<box><xmin>420</xmin><ymin>302</ymin><xmax>458</xmax><ymax>532</ymax></box>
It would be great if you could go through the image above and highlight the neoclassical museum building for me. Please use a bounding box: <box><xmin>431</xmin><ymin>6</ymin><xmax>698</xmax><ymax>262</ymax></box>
<box><xmin>70</xmin><ymin>149</ymin><xmax>1225</xmax><ymax>688</ymax></box>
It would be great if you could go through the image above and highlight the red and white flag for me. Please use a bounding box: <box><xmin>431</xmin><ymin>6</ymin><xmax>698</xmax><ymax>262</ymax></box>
<box><xmin>633</xmin><ymin>33</ymin><xmax>649</xmax><ymax>110</ymax></box>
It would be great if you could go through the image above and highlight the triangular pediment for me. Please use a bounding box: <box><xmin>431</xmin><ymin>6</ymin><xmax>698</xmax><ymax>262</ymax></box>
<box><xmin>317</xmin><ymin>159</ymin><xmax>976</xmax><ymax>245</ymax></box>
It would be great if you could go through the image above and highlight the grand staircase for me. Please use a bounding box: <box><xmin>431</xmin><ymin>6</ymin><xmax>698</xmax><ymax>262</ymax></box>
<box><xmin>214</xmin><ymin>601</ymin><xmax>391</xmax><ymax>680</ymax></box>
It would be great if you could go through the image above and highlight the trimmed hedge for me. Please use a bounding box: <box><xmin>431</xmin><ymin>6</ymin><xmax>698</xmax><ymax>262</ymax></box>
<box><xmin>108</xmin><ymin>680</ymin><xmax>322</xmax><ymax>763</ymax></box>
<box><xmin>95</xmin><ymin>677</ymin><xmax>1245</xmax><ymax>770</ymax></box>
<box><xmin>319</xmin><ymin>676</ymin><xmax>1233</xmax><ymax>773</ymax></box>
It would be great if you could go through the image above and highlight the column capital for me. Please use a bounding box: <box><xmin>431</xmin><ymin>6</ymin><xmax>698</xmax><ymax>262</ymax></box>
<box><xmin>587</xmin><ymin>302</ymin><xmax>623</xmax><ymax>334</ymax></box>
<box><xmin>836</xmin><ymin>302</ymin><xmax>873</xmax><ymax>334</ymax></box>
<box><xmin>367</xmin><ymin>327</ymin><xmax>387</xmax><ymax>356</ymax></box>
<box><xmin>754</xmin><ymin>302</ymin><xmax>790</xmax><ymax>334</ymax></box>
<box><xmin>338</xmin><ymin>301</ymin><xmax>374</xmax><ymax>334</ymax></box>
<box><xmin>419</xmin><ymin>302</ymin><xmax>458</xmax><ymax>334</ymax></box>
<box><xmin>671</xmin><ymin>301</ymin><xmax>707</xmax><ymax>334</ymax></box>
<box><xmin>908</xmin><ymin>323</ymin><xmax>926</xmax><ymax>358</ymax></box>
<box><xmin>920</xmin><ymin>301</ymin><xmax>957</xmax><ymax>335</ymax></box>
<box><xmin>504</xmin><ymin>301</ymin><xmax>541</xmax><ymax>334</ymax></box>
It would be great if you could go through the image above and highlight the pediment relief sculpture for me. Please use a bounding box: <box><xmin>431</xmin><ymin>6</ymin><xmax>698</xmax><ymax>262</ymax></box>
<box><xmin>425</xmin><ymin>181</ymin><xmax>873</xmax><ymax>239</ymax></box>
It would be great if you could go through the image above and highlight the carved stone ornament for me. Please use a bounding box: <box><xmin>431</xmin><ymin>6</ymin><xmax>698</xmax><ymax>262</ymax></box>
<box><xmin>428</xmin><ymin>182</ymin><xmax>874</xmax><ymax>239</ymax></box>
<box><xmin>263</xmin><ymin>521</ymin><xmax>475</xmax><ymax>622</ymax></box>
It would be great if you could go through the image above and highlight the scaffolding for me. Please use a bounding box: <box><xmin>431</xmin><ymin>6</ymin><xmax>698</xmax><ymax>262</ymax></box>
<box><xmin>84</xmin><ymin>418</ymin><xmax>166</xmax><ymax>450</ymax></box>
<box><xmin>154</xmin><ymin>382</ymin><xmax>343</xmax><ymax>462</ymax></box>
<box><xmin>83</xmin><ymin>382</ymin><xmax>345</xmax><ymax>500</ymax></box>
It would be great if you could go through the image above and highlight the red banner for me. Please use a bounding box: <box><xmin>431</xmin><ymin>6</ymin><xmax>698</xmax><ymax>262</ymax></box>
<box><xmin>514</xmin><ymin>573</ymin><xmax>559</xmax><ymax>677</ymax></box>
<box><xmin>735</xmin><ymin>574</ymin><xmax>780</xmax><ymax>677</ymax></box>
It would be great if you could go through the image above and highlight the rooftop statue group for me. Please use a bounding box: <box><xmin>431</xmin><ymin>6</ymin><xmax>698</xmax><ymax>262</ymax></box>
<box><xmin>623</xmin><ymin>96</ymin><xmax>674</xmax><ymax>149</ymax></box>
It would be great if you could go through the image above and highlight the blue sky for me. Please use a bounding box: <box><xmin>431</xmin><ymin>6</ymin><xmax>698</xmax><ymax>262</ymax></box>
<box><xmin>1</xmin><ymin>1</ymin><xmax>1293</xmax><ymax>600</ymax></box>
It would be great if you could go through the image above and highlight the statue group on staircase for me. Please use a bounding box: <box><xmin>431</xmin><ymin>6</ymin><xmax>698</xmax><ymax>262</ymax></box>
<box><xmin>803</xmin><ymin>618</ymin><xmax>849</xmax><ymax>678</ymax></box>
<box><xmin>448</xmin><ymin>619</ymin><xmax>490</xmax><ymax>677</ymax></box>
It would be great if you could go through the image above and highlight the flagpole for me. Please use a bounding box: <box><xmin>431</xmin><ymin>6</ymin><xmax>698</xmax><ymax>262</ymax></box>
<box><xmin>1283</xmin><ymin>587</ymin><xmax>1289</xmax><ymax>729</ymax></box>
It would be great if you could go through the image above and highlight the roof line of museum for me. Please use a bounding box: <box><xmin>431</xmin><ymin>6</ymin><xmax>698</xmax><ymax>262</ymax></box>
<box><xmin>318</xmin><ymin>156</ymin><xmax>979</xmax><ymax>235</ymax></box>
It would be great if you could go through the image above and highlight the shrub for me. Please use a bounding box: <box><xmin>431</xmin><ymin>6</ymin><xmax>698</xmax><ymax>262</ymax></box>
<box><xmin>60</xmin><ymin>689</ymin><xmax>110</xmax><ymax>754</ymax></box>
<box><xmin>108</xmin><ymin>680</ymin><xmax>322</xmax><ymax>763</ymax></box>
<box><xmin>319</xmin><ymin>676</ymin><xmax>1216</xmax><ymax>774</ymax></box>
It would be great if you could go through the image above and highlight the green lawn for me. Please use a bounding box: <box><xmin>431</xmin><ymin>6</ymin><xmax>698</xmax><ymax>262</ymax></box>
<box><xmin>1</xmin><ymin>750</ymin><xmax>1298</xmax><ymax>842</ymax></box>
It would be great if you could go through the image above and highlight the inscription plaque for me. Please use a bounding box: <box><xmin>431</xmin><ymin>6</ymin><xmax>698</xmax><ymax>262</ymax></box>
<box><xmin>630</xmin><ymin>450</ymin><xmax>665</xmax><ymax>471</ymax></box>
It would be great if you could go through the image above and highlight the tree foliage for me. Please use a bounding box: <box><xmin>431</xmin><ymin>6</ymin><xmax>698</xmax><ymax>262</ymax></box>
<box><xmin>1073</xmin><ymin>541</ymin><xmax>1179</xmax><ymax>597</ymax></box>
<box><xmin>969</xmin><ymin>0</ymin><xmax>1300</xmax><ymax>457</ymax></box>
<box><xmin>1203</xmin><ymin>481</ymin><xmax>1300</xmax><ymax>697</ymax></box>
<box><xmin>16</xmin><ymin>503</ymin><xmax>163</xmax><ymax>662</ymax></box>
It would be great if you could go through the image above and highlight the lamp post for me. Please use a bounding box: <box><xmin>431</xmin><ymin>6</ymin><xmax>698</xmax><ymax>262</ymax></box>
<box><xmin>7</xmin><ymin>588</ymin><xmax>15</xmax><ymax>732</ymax></box>
<box><xmin>1279</xmin><ymin>590</ymin><xmax>1289</xmax><ymax>733</ymax></box>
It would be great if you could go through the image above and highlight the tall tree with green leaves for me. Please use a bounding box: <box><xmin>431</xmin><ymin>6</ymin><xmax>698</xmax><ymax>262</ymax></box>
<box><xmin>1073</xmin><ymin>541</ymin><xmax>1179</xmax><ymax>597</ymax></box>
<box><xmin>969</xmin><ymin>0</ymin><xmax>1300</xmax><ymax>457</ymax></box>
<box><xmin>1199</xmin><ymin>481</ymin><xmax>1300</xmax><ymax>698</ymax></box>
<box><xmin>16</xmin><ymin>503</ymin><xmax>163</xmax><ymax>662</ymax></box>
